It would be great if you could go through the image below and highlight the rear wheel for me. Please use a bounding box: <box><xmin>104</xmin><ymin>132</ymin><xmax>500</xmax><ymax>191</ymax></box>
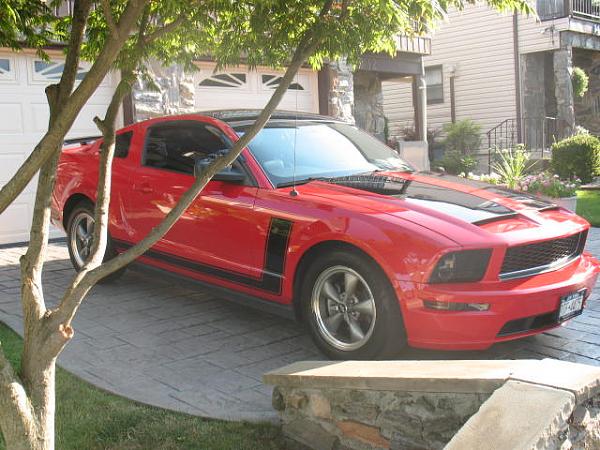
<box><xmin>66</xmin><ymin>200</ymin><xmax>125</xmax><ymax>283</ymax></box>
<box><xmin>301</xmin><ymin>249</ymin><xmax>406</xmax><ymax>360</ymax></box>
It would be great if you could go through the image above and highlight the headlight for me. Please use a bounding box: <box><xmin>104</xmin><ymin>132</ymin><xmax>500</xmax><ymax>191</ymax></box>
<box><xmin>429</xmin><ymin>249</ymin><xmax>492</xmax><ymax>284</ymax></box>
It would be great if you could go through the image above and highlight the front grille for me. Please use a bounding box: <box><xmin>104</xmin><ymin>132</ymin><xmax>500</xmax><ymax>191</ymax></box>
<box><xmin>500</xmin><ymin>230</ymin><xmax>587</xmax><ymax>279</ymax></box>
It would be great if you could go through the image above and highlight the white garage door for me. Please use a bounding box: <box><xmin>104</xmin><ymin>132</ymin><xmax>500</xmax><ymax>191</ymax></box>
<box><xmin>0</xmin><ymin>50</ymin><xmax>120</xmax><ymax>245</ymax></box>
<box><xmin>194</xmin><ymin>62</ymin><xmax>319</xmax><ymax>113</ymax></box>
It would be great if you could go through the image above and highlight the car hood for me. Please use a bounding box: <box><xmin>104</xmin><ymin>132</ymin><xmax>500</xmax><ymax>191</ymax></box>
<box><xmin>294</xmin><ymin>171</ymin><xmax>589</xmax><ymax>246</ymax></box>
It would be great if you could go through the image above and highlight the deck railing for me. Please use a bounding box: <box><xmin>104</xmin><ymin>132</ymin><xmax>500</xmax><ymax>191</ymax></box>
<box><xmin>538</xmin><ymin>0</ymin><xmax>600</xmax><ymax>21</ymax></box>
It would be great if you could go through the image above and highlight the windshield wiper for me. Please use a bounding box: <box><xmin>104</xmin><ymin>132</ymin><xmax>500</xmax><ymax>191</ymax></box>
<box><xmin>276</xmin><ymin>177</ymin><xmax>328</xmax><ymax>188</ymax></box>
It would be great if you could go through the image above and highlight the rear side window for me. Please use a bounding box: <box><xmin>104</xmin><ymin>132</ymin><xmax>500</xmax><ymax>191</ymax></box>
<box><xmin>143</xmin><ymin>121</ymin><xmax>230</xmax><ymax>174</ymax></box>
<box><xmin>115</xmin><ymin>131</ymin><xmax>133</xmax><ymax>158</ymax></box>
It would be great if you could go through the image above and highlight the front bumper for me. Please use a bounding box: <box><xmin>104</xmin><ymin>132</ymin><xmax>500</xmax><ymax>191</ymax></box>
<box><xmin>400</xmin><ymin>252</ymin><xmax>600</xmax><ymax>350</ymax></box>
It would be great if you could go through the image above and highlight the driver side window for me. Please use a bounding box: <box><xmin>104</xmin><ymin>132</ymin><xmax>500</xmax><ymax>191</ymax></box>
<box><xmin>144</xmin><ymin>121</ymin><xmax>230</xmax><ymax>175</ymax></box>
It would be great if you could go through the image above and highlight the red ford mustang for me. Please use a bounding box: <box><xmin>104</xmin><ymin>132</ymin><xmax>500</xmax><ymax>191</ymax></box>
<box><xmin>51</xmin><ymin>110</ymin><xmax>600</xmax><ymax>359</ymax></box>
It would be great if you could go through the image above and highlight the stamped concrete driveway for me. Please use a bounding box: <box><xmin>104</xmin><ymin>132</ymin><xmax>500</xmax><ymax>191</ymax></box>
<box><xmin>0</xmin><ymin>229</ymin><xmax>599</xmax><ymax>422</ymax></box>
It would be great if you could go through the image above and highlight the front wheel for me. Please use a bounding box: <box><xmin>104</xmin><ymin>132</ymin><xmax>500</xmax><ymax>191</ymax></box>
<box><xmin>301</xmin><ymin>250</ymin><xmax>406</xmax><ymax>360</ymax></box>
<box><xmin>66</xmin><ymin>200</ymin><xmax>125</xmax><ymax>283</ymax></box>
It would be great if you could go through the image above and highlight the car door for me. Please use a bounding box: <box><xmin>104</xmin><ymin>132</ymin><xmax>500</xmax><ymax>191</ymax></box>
<box><xmin>124</xmin><ymin>118</ymin><xmax>264</xmax><ymax>281</ymax></box>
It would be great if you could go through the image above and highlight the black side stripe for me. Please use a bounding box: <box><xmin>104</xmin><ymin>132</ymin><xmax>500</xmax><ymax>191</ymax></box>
<box><xmin>113</xmin><ymin>217</ymin><xmax>293</xmax><ymax>295</ymax></box>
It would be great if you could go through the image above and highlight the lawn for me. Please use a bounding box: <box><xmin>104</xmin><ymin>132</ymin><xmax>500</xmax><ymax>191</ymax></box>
<box><xmin>577</xmin><ymin>190</ymin><xmax>600</xmax><ymax>227</ymax></box>
<box><xmin>0</xmin><ymin>323</ymin><xmax>285</xmax><ymax>450</ymax></box>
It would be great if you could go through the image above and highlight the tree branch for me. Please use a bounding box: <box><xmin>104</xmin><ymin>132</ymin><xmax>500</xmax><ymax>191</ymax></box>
<box><xmin>143</xmin><ymin>16</ymin><xmax>186</xmax><ymax>44</ymax></box>
<box><xmin>87</xmin><ymin>74</ymin><xmax>135</xmax><ymax>270</ymax></box>
<box><xmin>99</xmin><ymin>0</ymin><xmax>119</xmax><ymax>37</ymax></box>
<box><xmin>52</xmin><ymin>2</ymin><xmax>331</xmax><ymax>328</ymax></box>
<box><xmin>56</xmin><ymin>0</ymin><xmax>94</xmax><ymax>106</ymax></box>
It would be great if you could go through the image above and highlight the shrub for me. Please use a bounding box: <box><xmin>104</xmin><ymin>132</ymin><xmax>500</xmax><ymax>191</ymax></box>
<box><xmin>492</xmin><ymin>145</ymin><xmax>531</xmax><ymax>190</ymax></box>
<box><xmin>442</xmin><ymin>119</ymin><xmax>482</xmax><ymax>154</ymax></box>
<box><xmin>435</xmin><ymin>151</ymin><xmax>478</xmax><ymax>175</ymax></box>
<box><xmin>551</xmin><ymin>133</ymin><xmax>600</xmax><ymax>183</ymax></box>
<box><xmin>572</xmin><ymin>67</ymin><xmax>589</xmax><ymax>98</ymax></box>
<box><xmin>519</xmin><ymin>173</ymin><xmax>581</xmax><ymax>198</ymax></box>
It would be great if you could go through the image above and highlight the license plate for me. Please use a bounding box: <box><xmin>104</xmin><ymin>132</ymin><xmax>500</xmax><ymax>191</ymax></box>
<box><xmin>559</xmin><ymin>290</ymin><xmax>586</xmax><ymax>322</ymax></box>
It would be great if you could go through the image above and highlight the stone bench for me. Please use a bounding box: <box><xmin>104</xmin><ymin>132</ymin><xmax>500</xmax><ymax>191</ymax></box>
<box><xmin>264</xmin><ymin>359</ymin><xmax>600</xmax><ymax>450</ymax></box>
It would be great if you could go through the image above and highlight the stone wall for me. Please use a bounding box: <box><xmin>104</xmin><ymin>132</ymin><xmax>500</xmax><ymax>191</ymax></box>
<box><xmin>271</xmin><ymin>386</ymin><xmax>487</xmax><ymax>450</ymax></box>
<box><xmin>554</xmin><ymin>48</ymin><xmax>576</xmax><ymax>134</ymax></box>
<box><xmin>264</xmin><ymin>359</ymin><xmax>600</xmax><ymax>450</ymax></box>
<box><xmin>566</xmin><ymin>395</ymin><xmax>600</xmax><ymax>448</ymax></box>
<box><xmin>573</xmin><ymin>48</ymin><xmax>600</xmax><ymax>134</ymax></box>
<box><xmin>132</xmin><ymin>61</ymin><xmax>195</xmax><ymax>121</ymax></box>
<box><xmin>325</xmin><ymin>59</ymin><xmax>355</xmax><ymax>124</ymax></box>
<box><xmin>353</xmin><ymin>71</ymin><xmax>386</xmax><ymax>141</ymax></box>
<box><xmin>324</xmin><ymin>61</ymin><xmax>388</xmax><ymax>141</ymax></box>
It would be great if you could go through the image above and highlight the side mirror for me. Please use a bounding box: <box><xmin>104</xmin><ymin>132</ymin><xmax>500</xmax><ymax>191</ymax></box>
<box><xmin>194</xmin><ymin>159</ymin><xmax>245</xmax><ymax>184</ymax></box>
<box><xmin>212</xmin><ymin>167</ymin><xmax>246</xmax><ymax>183</ymax></box>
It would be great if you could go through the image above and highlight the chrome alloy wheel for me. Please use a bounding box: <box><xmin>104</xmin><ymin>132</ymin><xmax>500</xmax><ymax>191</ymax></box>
<box><xmin>311</xmin><ymin>266</ymin><xmax>377</xmax><ymax>351</ymax></box>
<box><xmin>69</xmin><ymin>210</ymin><xmax>95</xmax><ymax>268</ymax></box>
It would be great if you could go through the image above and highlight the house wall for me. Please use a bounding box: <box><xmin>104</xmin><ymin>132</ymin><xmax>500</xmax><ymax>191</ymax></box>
<box><xmin>382</xmin><ymin>4</ymin><xmax>567</xmax><ymax>142</ymax></box>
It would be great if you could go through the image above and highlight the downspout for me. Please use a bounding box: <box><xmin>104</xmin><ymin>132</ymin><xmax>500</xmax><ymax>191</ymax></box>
<box><xmin>513</xmin><ymin>12</ymin><xmax>523</xmax><ymax>143</ymax></box>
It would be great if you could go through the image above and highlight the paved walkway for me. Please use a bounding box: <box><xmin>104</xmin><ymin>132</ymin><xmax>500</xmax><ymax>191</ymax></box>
<box><xmin>0</xmin><ymin>229</ymin><xmax>599</xmax><ymax>422</ymax></box>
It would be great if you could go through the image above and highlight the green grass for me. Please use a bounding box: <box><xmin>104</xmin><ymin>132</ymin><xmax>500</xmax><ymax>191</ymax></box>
<box><xmin>0</xmin><ymin>323</ymin><xmax>285</xmax><ymax>450</ymax></box>
<box><xmin>577</xmin><ymin>190</ymin><xmax>600</xmax><ymax>227</ymax></box>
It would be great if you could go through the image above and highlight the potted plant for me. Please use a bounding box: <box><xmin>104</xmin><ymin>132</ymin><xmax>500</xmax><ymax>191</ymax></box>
<box><xmin>518</xmin><ymin>173</ymin><xmax>581</xmax><ymax>212</ymax></box>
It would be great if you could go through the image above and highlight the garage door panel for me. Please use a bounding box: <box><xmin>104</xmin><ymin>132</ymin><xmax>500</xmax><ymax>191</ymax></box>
<box><xmin>0</xmin><ymin>104</ymin><xmax>24</xmax><ymax>134</ymax></box>
<box><xmin>29</xmin><ymin>102</ymin><xmax>51</xmax><ymax>133</ymax></box>
<box><xmin>0</xmin><ymin>152</ymin><xmax>27</xmax><ymax>184</ymax></box>
<box><xmin>0</xmin><ymin>200</ymin><xmax>32</xmax><ymax>244</ymax></box>
<box><xmin>70</xmin><ymin>103</ymin><xmax>115</xmax><ymax>136</ymax></box>
<box><xmin>0</xmin><ymin>51</ymin><xmax>118</xmax><ymax>244</ymax></box>
<box><xmin>194</xmin><ymin>62</ymin><xmax>319</xmax><ymax>114</ymax></box>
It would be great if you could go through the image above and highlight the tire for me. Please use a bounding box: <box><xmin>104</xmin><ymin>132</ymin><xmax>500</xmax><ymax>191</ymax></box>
<box><xmin>66</xmin><ymin>200</ymin><xmax>126</xmax><ymax>283</ymax></box>
<box><xmin>301</xmin><ymin>249</ymin><xmax>407</xmax><ymax>360</ymax></box>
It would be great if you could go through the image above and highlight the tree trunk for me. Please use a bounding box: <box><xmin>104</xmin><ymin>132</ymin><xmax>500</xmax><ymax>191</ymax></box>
<box><xmin>0</xmin><ymin>2</ymin><xmax>334</xmax><ymax>448</ymax></box>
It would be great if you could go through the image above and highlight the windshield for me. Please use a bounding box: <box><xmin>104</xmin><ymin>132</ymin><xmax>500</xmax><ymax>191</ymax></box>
<box><xmin>234</xmin><ymin>121</ymin><xmax>413</xmax><ymax>187</ymax></box>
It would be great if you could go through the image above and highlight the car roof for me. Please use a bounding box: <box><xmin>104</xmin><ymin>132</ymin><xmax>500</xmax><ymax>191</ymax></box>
<box><xmin>199</xmin><ymin>109</ymin><xmax>342</xmax><ymax>125</ymax></box>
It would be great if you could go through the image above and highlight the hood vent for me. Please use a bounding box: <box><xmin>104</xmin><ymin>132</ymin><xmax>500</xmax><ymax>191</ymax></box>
<box><xmin>324</xmin><ymin>175</ymin><xmax>409</xmax><ymax>195</ymax></box>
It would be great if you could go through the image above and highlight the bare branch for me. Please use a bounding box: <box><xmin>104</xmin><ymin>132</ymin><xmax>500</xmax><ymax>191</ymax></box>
<box><xmin>19</xmin><ymin>149</ymin><xmax>62</xmax><ymax>322</ymax></box>
<box><xmin>57</xmin><ymin>0</ymin><xmax>94</xmax><ymax>105</ymax></box>
<box><xmin>100</xmin><ymin>0</ymin><xmax>119</xmax><ymax>37</ymax></box>
<box><xmin>87</xmin><ymin>75</ymin><xmax>135</xmax><ymax>270</ymax></box>
<box><xmin>143</xmin><ymin>17</ymin><xmax>186</xmax><ymax>44</ymax></box>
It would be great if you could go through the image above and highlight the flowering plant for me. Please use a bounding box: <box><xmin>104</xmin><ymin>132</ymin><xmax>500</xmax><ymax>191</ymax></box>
<box><xmin>517</xmin><ymin>173</ymin><xmax>581</xmax><ymax>198</ymax></box>
<box><xmin>492</xmin><ymin>145</ymin><xmax>531</xmax><ymax>190</ymax></box>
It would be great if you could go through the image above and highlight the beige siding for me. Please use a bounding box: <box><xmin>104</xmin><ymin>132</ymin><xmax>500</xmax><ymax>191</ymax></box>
<box><xmin>518</xmin><ymin>16</ymin><xmax>568</xmax><ymax>54</ymax></box>
<box><xmin>383</xmin><ymin>5</ymin><xmax>517</xmax><ymax>140</ymax></box>
<box><xmin>383</xmin><ymin>5</ymin><xmax>569</xmax><ymax>141</ymax></box>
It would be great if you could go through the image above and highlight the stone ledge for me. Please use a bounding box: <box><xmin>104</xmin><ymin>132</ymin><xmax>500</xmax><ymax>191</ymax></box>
<box><xmin>445</xmin><ymin>380</ymin><xmax>576</xmax><ymax>450</ymax></box>
<box><xmin>265</xmin><ymin>359</ymin><xmax>600</xmax><ymax>450</ymax></box>
<box><xmin>263</xmin><ymin>360</ymin><xmax>538</xmax><ymax>394</ymax></box>
<box><xmin>511</xmin><ymin>358</ymin><xmax>600</xmax><ymax>403</ymax></box>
